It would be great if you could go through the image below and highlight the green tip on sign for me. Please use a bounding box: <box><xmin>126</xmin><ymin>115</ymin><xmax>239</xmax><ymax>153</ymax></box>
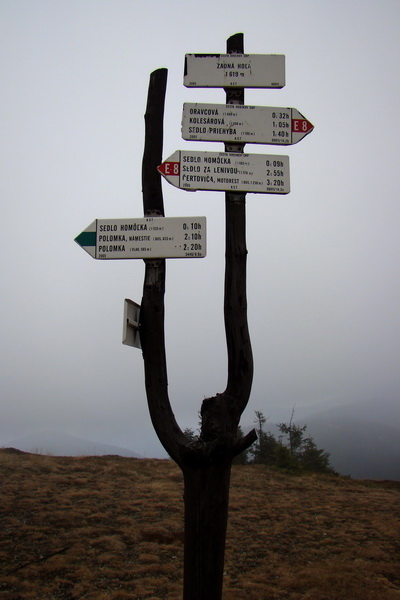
<box><xmin>75</xmin><ymin>231</ymin><xmax>96</xmax><ymax>247</ymax></box>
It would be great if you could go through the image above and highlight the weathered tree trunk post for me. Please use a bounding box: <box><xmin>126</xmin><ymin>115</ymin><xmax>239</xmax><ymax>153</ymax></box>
<box><xmin>140</xmin><ymin>34</ymin><xmax>256</xmax><ymax>600</ymax></box>
<box><xmin>140</xmin><ymin>68</ymin><xmax>189</xmax><ymax>463</ymax></box>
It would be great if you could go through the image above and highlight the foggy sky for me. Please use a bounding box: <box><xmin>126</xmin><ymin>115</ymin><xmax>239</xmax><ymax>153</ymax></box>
<box><xmin>1</xmin><ymin>0</ymin><xmax>399</xmax><ymax>457</ymax></box>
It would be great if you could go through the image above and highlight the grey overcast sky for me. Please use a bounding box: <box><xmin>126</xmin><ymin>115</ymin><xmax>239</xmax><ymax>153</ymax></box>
<box><xmin>1</xmin><ymin>0</ymin><xmax>400</xmax><ymax>457</ymax></box>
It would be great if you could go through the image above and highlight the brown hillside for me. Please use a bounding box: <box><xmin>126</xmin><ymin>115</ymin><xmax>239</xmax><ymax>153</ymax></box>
<box><xmin>0</xmin><ymin>449</ymin><xmax>399</xmax><ymax>599</ymax></box>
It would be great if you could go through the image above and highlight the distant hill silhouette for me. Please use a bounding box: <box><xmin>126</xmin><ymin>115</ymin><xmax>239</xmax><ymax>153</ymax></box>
<box><xmin>315</xmin><ymin>420</ymin><xmax>399</xmax><ymax>479</ymax></box>
<box><xmin>248</xmin><ymin>398</ymin><xmax>400</xmax><ymax>480</ymax></box>
<box><xmin>300</xmin><ymin>400</ymin><xmax>400</xmax><ymax>480</ymax></box>
<box><xmin>2</xmin><ymin>431</ymin><xmax>142</xmax><ymax>458</ymax></box>
<box><xmin>5</xmin><ymin>398</ymin><xmax>399</xmax><ymax>479</ymax></box>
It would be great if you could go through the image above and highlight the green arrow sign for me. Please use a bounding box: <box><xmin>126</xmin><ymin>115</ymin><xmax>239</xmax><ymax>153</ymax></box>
<box><xmin>75</xmin><ymin>217</ymin><xmax>207</xmax><ymax>259</ymax></box>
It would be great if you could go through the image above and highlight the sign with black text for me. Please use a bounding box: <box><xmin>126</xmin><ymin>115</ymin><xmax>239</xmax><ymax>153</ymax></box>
<box><xmin>184</xmin><ymin>53</ymin><xmax>285</xmax><ymax>88</ymax></box>
<box><xmin>158</xmin><ymin>151</ymin><xmax>290</xmax><ymax>194</ymax></box>
<box><xmin>182</xmin><ymin>103</ymin><xmax>313</xmax><ymax>145</ymax></box>
<box><xmin>75</xmin><ymin>216</ymin><xmax>206</xmax><ymax>259</ymax></box>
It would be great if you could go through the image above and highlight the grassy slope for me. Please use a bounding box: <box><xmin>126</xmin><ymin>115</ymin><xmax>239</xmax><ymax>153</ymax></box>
<box><xmin>1</xmin><ymin>449</ymin><xmax>399</xmax><ymax>600</ymax></box>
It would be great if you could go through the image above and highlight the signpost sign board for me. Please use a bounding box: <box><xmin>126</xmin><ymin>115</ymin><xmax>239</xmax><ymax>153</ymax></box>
<box><xmin>158</xmin><ymin>150</ymin><xmax>290</xmax><ymax>194</ymax></box>
<box><xmin>75</xmin><ymin>216</ymin><xmax>206</xmax><ymax>259</ymax></box>
<box><xmin>182</xmin><ymin>103</ymin><xmax>313</xmax><ymax>145</ymax></box>
<box><xmin>184</xmin><ymin>54</ymin><xmax>285</xmax><ymax>88</ymax></box>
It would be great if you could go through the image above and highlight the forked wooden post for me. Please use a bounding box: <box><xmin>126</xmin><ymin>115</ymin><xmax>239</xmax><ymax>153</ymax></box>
<box><xmin>140</xmin><ymin>34</ymin><xmax>256</xmax><ymax>600</ymax></box>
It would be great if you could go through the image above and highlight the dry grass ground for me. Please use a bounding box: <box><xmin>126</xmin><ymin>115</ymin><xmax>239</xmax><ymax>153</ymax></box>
<box><xmin>0</xmin><ymin>449</ymin><xmax>399</xmax><ymax>600</ymax></box>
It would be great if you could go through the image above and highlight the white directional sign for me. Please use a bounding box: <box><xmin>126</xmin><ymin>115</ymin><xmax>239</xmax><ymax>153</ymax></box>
<box><xmin>75</xmin><ymin>216</ymin><xmax>206</xmax><ymax>259</ymax></box>
<box><xmin>184</xmin><ymin>54</ymin><xmax>285</xmax><ymax>88</ymax></box>
<box><xmin>182</xmin><ymin>103</ymin><xmax>313</xmax><ymax>145</ymax></box>
<box><xmin>158</xmin><ymin>151</ymin><xmax>289</xmax><ymax>194</ymax></box>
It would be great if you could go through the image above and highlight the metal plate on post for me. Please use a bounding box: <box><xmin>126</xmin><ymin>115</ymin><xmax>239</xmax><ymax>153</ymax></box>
<box><xmin>123</xmin><ymin>299</ymin><xmax>141</xmax><ymax>348</ymax></box>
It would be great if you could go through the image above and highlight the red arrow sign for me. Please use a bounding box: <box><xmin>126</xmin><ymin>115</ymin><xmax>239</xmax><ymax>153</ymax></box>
<box><xmin>157</xmin><ymin>161</ymin><xmax>180</xmax><ymax>176</ymax></box>
<box><xmin>292</xmin><ymin>119</ymin><xmax>313</xmax><ymax>133</ymax></box>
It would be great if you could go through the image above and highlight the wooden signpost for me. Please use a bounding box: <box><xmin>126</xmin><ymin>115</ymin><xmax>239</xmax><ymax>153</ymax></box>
<box><xmin>75</xmin><ymin>32</ymin><xmax>313</xmax><ymax>600</ymax></box>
